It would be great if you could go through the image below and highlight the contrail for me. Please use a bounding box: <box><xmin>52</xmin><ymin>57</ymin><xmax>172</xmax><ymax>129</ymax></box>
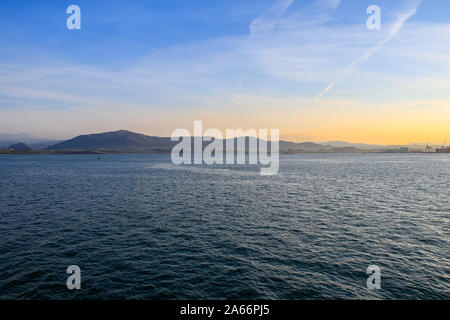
<box><xmin>249</xmin><ymin>0</ymin><xmax>295</xmax><ymax>35</ymax></box>
<box><xmin>315</xmin><ymin>0</ymin><xmax>423</xmax><ymax>100</ymax></box>
<box><xmin>315</xmin><ymin>82</ymin><xmax>335</xmax><ymax>100</ymax></box>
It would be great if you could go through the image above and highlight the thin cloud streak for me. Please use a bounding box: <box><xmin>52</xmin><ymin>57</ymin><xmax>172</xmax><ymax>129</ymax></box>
<box><xmin>315</xmin><ymin>0</ymin><xmax>342</xmax><ymax>10</ymax></box>
<box><xmin>315</xmin><ymin>0</ymin><xmax>423</xmax><ymax>100</ymax></box>
<box><xmin>314</xmin><ymin>82</ymin><xmax>335</xmax><ymax>100</ymax></box>
<box><xmin>249</xmin><ymin>0</ymin><xmax>295</xmax><ymax>35</ymax></box>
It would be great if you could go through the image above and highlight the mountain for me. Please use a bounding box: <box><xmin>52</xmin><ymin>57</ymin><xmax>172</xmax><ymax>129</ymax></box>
<box><xmin>322</xmin><ymin>141</ymin><xmax>383</xmax><ymax>150</ymax></box>
<box><xmin>0</xmin><ymin>133</ymin><xmax>60</xmax><ymax>150</ymax></box>
<box><xmin>279</xmin><ymin>141</ymin><xmax>331</xmax><ymax>152</ymax></box>
<box><xmin>29</xmin><ymin>140</ymin><xmax>63</xmax><ymax>150</ymax></box>
<box><xmin>44</xmin><ymin>130</ymin><xmax>339</xmax><ymax>153</ymax></box>
<box><xmin>44</xmin><ymin>129</ymin><xmax>420</xmax><ymax>154</ymax></box>
<box><xmin>0</xmin><ymin>130</ymin><xmax>430</xmax><ymax>154</ymax></box>
<box><xmin>7</xmin><ymin>143</ymin><xmax>32</xmax><ymax>152</ymax></box>
<box><xmin>46</xmin><ymin>130</ymin><xmax>176</xmax><ymax>152</ymax></box>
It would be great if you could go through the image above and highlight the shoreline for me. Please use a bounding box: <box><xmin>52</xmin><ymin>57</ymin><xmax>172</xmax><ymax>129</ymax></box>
<box><xmin>0</xmin><ymin>151</ymin><xmax>447</xmax><ymax>155</ymax></box>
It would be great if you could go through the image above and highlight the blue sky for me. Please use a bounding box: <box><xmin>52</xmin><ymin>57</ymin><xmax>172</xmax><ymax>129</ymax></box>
<box><xmin>0</xmin><ymin>0</ymin><xmax>449</xmax><ymax>143</ymax></box>
<box><xmin>2</xmin><ymin>0</ymin><xmax>448</xmax><ymax>67</ymax></box>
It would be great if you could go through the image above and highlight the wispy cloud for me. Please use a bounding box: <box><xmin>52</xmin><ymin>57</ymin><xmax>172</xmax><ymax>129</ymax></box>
<box><xmin>249</xmin><ymin>0</ymin><xmax>295</xmax><ymax>35</ymax></box>
<box><xmin>315</xmin><ymin>0</ymin><xmax>423</xmax><ymax>100</ymax></box>
<box><xmin>315</xmin><ymin>0</ymin><xmax>342</xmax><ymax>10</ymax></box>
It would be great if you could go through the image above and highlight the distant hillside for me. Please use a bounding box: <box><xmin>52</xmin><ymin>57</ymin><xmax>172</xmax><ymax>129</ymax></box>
<box><xmin>46</xmin><ymin>130</ymin><xmax>175</xmax><ymax>152</ymax></box>
<box><xmin>0</xmin><ymin>133</ymin><xmax>60</xmax><ymax>150</ymax></box>
<box><xmin>8</xmin><ymin>143</ymin><xmax>31</xmax><ymax>152</ymax></box>
<box><xmin>45</xmin><ymin>130</ymin><xmax>335</xmax><ymax>153</ymax></box>
<box><xmin>43</xmin><ymin>130</ymin><xmax>389</xmax><ymax>154</ymax></box>
<box><xmin>279</xmin><ymin>141</ymin><xmax>331</xmax><ymax>152</ymax></box>
<box><xmin>322</xmin><ymin>141</ymin><xmax>382</xmax><ymax>150</ymax></box>
<box><xmin>0</xmin><ymin>130</ymin><xmax>432</xmax><ymax>154</ymax></box>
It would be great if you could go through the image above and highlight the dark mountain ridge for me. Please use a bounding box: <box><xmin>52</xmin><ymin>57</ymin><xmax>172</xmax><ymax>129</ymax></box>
<box><xmin>38</xmin><ymin>130</ymin><xmax>411</xmax><ymax>153</ymax></box>
<box><xmin>45</xmin><ymin>130</ymin><xmax>333</xmax><ymax>153</ymax></box>
<box><xmin>46</xmin><ymin>130</ymin><xmax>175</xmax><ymax>152</ymax></box>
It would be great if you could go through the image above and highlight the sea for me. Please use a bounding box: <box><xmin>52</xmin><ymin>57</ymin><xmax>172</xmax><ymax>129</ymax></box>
<box><xmin>0</xmin><ymin>153</ymin><xmax>448</xmax><ymax>299</ymax></box>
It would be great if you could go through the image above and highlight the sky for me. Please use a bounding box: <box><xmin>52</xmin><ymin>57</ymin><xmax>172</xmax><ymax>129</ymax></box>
<box><xmin>0</xmin><ymin>0</ymin><xmax>449</xmax><ymax>144</ymax></box>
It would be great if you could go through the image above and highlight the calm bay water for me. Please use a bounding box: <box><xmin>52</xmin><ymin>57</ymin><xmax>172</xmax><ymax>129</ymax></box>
<box><xmin>0</xmin><ymin>153</ymin><xmax>448</xmax><ymax>300</ymax></box>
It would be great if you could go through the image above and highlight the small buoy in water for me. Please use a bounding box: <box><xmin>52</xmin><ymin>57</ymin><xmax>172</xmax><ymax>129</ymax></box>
<box><xmin>98</xmin><ymin>156</ymin><xmax>101</xmax><ymax>160</ymax></box>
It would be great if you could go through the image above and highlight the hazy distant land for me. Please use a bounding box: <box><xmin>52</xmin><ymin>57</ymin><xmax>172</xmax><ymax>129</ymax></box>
<box><xmin>0</xmin><ymin>130</ymin><xmax>445</xmax><ymax>154</ymax></box>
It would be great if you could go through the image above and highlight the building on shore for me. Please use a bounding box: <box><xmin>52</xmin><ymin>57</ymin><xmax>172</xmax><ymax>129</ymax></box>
<box><xmin>436</xmin><ymin>146</ymin><xmax>450</xmax><ymax>153</ymax></box>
